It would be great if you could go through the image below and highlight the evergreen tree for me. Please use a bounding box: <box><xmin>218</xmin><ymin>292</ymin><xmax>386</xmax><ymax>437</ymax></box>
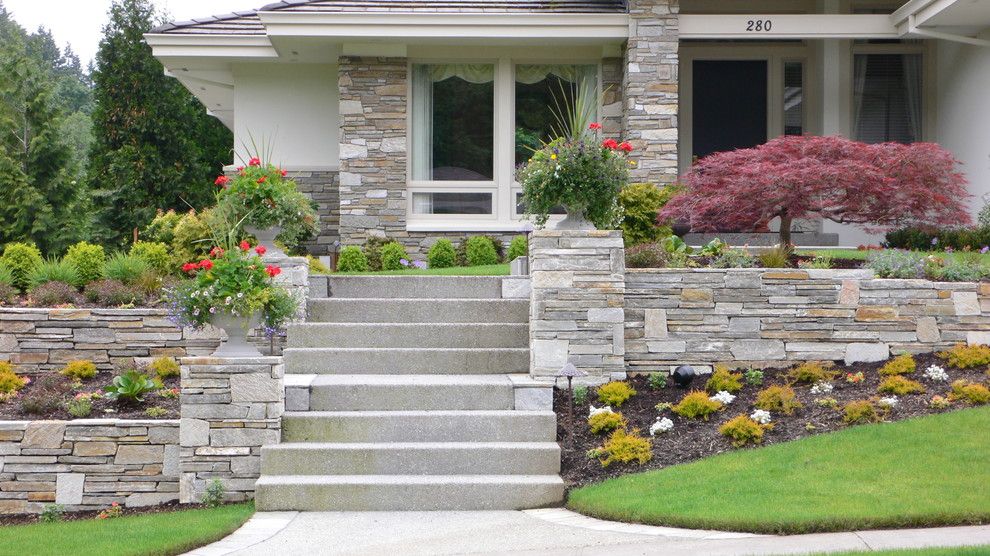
<box><xmin>88</xmin><ymin>0</ymin><xmax>232</xmax><ymax>246</ymax></box>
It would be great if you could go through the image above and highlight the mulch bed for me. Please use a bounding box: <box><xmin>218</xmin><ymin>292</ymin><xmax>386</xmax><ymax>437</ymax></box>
<box><xmin>0</xmin><ymin>372</ymin><xmax>179</xmax><ymax>421</ymax></box>
<box><xmin>556</xmin><ymin>352</ymin><xmax>987</xmax><ymax>488</ymax></box>
<box><xmin>0</xmin><ymin>501</ymin><xmax>231</xmax><ymax>526</ymax></box>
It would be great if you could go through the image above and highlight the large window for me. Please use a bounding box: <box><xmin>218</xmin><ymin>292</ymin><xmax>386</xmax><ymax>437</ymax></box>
<box><xmin>853</xmin><ymin>53</ymin><xmax>923</xmax><ymax>144</ymax></box>
<box><xmin>409</xmin><ymin>59</ymin><xmax>598</xmax><ymax>227</ymax></box>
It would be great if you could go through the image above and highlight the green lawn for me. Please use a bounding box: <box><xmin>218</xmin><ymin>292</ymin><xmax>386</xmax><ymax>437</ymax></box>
<box><xmin>798</xmin><ymin>248</ymin><xmax>990</xmax><ymax>264</ymax></box>
<box><xmin>817</xmin><ymin>547</ymin><xmax>990</xmax><ymax>556</ymax></box>
<box><xmin>567</xmin><ymin>408</ymin><xmax>990</xmax><ymax>535</ymax></box>
<box><xmin>332</xmin><ymin>263</ymin><xmax>510</xmax><ymax>276</ymax></box>
<box><xmin>0</xmin><ymin>502</ymin><xmax>254</xmax><ymax>556</ymax></box>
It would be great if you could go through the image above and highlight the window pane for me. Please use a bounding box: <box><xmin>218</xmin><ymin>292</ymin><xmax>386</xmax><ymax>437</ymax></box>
<box><xmin>783</xmin><ymin>62</ymin><xmax>803</xmax><ymax>136</ymax></box>
<box><xmin>515</xmin><ymin>65</ymin><xmax>597</xmax><ymax>166</ymax></box>
<box><xmin>515</xmin><ymin>192</ymin><xmax>565</xmax><ymax>216</ymax></box>
<box><xmin>853</xmin><ymin>54</ymin><xmax>922</xmax><ymax>144</ymax></box>
<box><xmin>411</xmin><ymin>64</ymin><xmax>494</xmax><ymax>181</ymax></box>
<box><xmin>413</xmin><ymin>192</ymin><xmax>493</xmax><ymax>215</ymax></box>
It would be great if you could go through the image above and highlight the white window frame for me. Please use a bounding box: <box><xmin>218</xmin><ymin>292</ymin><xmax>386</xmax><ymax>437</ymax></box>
<box><xmin>406</xmin><ymin>56</ymin><xmax>602</xmax><ymax>232</ymax></box>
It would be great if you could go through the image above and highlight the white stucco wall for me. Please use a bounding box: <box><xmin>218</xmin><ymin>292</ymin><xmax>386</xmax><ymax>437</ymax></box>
<box><xmin>936</xmin><ymin>35</ymin><xmax>990</xmax><ymax>221</ymax></box>
<box><xmin>232</xmin><ymin>63</ymin><xmax>339</xmax><ymax>169</ymax></box>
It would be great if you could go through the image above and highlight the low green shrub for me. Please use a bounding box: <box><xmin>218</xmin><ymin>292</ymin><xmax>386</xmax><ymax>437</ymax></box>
<box><xmin>202</xmin><ymin>478</ymin><xmax>226</xmax><ymax>508</ymax></box>
<box><xmin>866</xmin><ymin>249</ymin><xmax>924</xmax><ymax>279</ymax></box>
<box><xmin>744</xmin><ymin>368</ymin><xmax>764</xmax><ymax>386</ymax></box>
<box><xmin>754</xmin><ymin>385</ymin><xmax>803</xmax><ymax>415</ymax></box>
<box><xmin>625</xmin><ymin>242</ymin><xmax>667</xmax><ymax>269</ymax></box>
<box><xmin>427</xmin><ymin>239</ymin><xmax>457</xmax><ymax>269</ymax></box>
<box><xmin>64</xmin><ymin>241</ymin><xmax>106</xmax><ymax>285</ymax></box>
<box><xmin>647</xmin><ymin>372</ymin><xmax>666</xmax><ymax>390</ymax></box>
<box><xmin>588</xmin><ymin>411</ymin><xmax>627</xmax><ymax>434</ymax></box>
<box><xmin>948</xmin><ymin>380</ymin><xmax>990</xmax><ymax>405</ymax></box>
<box><xmin>66</xmin><ymin>397</ymin><xmax>92</xmax><ymax>418</ymax></box>
<box><xmin>1</xmin><ymin>242</ymin><xmax>42</xmax><ymax>291</ymax></box>
<box><xmin>671</xmin><ymin>391</ymin><xmax>723</xmax><ymax>420</ymax></box>
<box><xmin>336</xmin><ymin>246</ymin><xmax>369</xmax><ymax>272</ymax></box>
<box><xmin>379</xmin><ymin>242</ymin><xmax>409</xmax><ymax>271</ymax></box>
<box><xmin>879</xmin><ymin>354</ymin><xmax>917</xmax><ymax>376</ymax></box>
<box><xmin>597</xmin><ymin>381</ymin><xmax>636</xmax><ymax>407</ymax></box>
<box><xmin>29</xmin><ymin>281</ymin><xmax>77</xmax><ymax>306</ymax></box>
<box><xmin>465</xmin><ymin>236</ymin><xmax>499</xmax><ymax>266</ymax></box>
<box><xmin>103</xmin><ymin>254</ymin><xmax>151</xmax><ymax>285</ymax></box>
<box><xmin>39</xmin><ymin>504</ymin><xmax>66</xmax><ymax>523</ymax></box>
<box><xmin>129</xmin><ymin>241</ymin><xmax>171</xmax><ymax>275</ymax></box>
<box><xmin>573</xmin><ymin>385</ymin><xmax>589</xmax><ymax>407</ymax></box>
<box><xmin>28</xmin><ymin>258</ymin><xmax>80</xmax><ymax>290</ymax></box>
<box><xmin>149</xmin><ymin>357</ymin><xmax>180</xmax><ymax>379</ymax></box>
<box><xmin>0</xmin><ymin>362</ymin><xmax>27</xmax><ymax>394</ymax></box>
<box><xmin>618</xmin><ymin>183</ymin><xmax>675</xmax><ymax>246</ymax></box>
<box><xmin>786</xmin><ymin>361</ymin><xmax>836</xmax><ymax>385</ymax></box>
<box><xmin>711</xmin><ymin>249</ymin><xmax>756</xmax><ymax>269</ymax></box>
<box><xmin>170</xmin><ymin>209</ymin><xmax>213</xmax><ymax>265</ymax></box>
<box><xmin>60</xmin><ymin>360</ymin><xmax>97</xmax><ymax>380</ymax></box>
<box><xmin>842</xmin><ymin>399</ymin><xmax>887</xmax><ymax>425</ymax></box>
<box><xmin>705</xmin><ymin>366</ymin><xmax>743</xmax><ymax>394</ymax></box>
<box><xmin>363</xmin><ymin>236</ymin><xmax>393</xmax><ymax>271</ymax></box>
<box><xmin>719</xmin><ymin>414</ymin><xmax>770</xmax><ymax>447</ymax></box>
<box><xmin>145</xmin><ymin>407</ymin><xmax>169</xmax><ymax>418</ymax></box>
<box><xmin>878</xmin><ymin>375</ymin><xmax>925</xmax><ymax>395</ymax></box>
<box><xmin>596</xmin><ymin>428</ymin><xmax>652</xmax><ymax>467</ymax></box>
<box><xmin>143</xmin><ymin>209</ymin><xmax>183</xmax><ymax>246</ymax></box>
<box><xmin>507</xmin><ymin>235</ymin><xmax>528</xmax><ymax>262</ymax></box>
<box><xmin>798</xmin><ymin>255</ymin><xmax>834</xmax><ymax>270</ymax></box>
<box><xmin>940</xmin><ymin>343</ymin><xmax>990</xmax><ymax>369</ymax></box>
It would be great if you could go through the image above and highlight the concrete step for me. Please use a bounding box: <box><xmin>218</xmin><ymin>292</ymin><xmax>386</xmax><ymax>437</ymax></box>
<box><xmin>307</xmin><ymin>298</ymin><xmax>529</xmax><ymax>323</ymax></box>
<box><xmin>311</xmin><ymin>276</ymin><xmax>505</xmax><ymax>299</ymax></box>
<box><xmin>282</xmin><ymin>410</ymin><xmax>556</xmax><ymax>443</ymax></box>
<box><xmin>306</xmin><ymin>374</ymin><xmax>514</xmax><ymax>411</ymax></box>
<box><xmin>260</xmin><ymin>442</ymin><xmax>561</xmax><ymax>476</ymax></box>
<box><xmin>284</xmin><ymin>347</ymin><xmax>529</xmax><ymax>375</ymax></box>
<box><xmin>254</xmin><ymin>474</ymin><xmax>565</xmax><ymax>511</ymax></box>
<box><xmin>287</xmin><ymin>323</ymin><xmax>528</xmax><ymax>349</ymax></box>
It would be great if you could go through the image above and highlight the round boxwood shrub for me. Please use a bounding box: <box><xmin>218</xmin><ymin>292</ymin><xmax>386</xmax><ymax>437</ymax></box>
<box><xmin>465</xmin><ymin>236</ymin><xmax>498</xmax><ymax>266</ymax></box>
<box><xmin>64</xmin><ymin>241</ymin><xmax>106</xmax><ymax>285</ymax></box>
<box><xmin>427</xmin><ymin>239</ymin><xmax>457</xmax><ymax>269</ymax></box>
<box><xmin>1</xmin><ymin>242</ymin><xmax>42</xmax><ymax>291</ymax></box>
<box><xmin>130</xmin><ymin>241</ymin><xmax>171</xmax><ymax>275</ymax></box>
<box><xmin>380</xmin><ymin>242</ymin><xmax>409</xmax><ymax>271</ymax></box>
<box><xmin>336</xmin><ymin>246</ymin><xmax>368</xmax><ymax>272</ymax></box>
<box><xmin>507</xmin><ymin>235</ymin><xmax>528</xmax><ymax>262</ymax></box>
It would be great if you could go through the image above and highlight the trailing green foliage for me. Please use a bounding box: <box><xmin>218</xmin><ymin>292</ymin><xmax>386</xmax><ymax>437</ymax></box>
<box><xmin>335</xmin><ymin>246</ymin><xmax>368</xmax><ymax>272</ymax></box>
<box><xmin>427</xmin><ymin>239</ymin><xmax>457</xmax><ymax>269</ymax></box>
<box><xmin>64</xmin><ymin>242</ymin><xmax>106</xmax><ymax>285</ymax></box>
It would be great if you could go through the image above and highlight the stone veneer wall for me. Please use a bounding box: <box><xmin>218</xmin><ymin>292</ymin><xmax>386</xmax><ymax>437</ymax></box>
<box><xmin>529</xmin><ymin>230</ymin><xmax>625</xmax><ymax>381</ymax></box>
<box><xmin>179</xmin><ymin>356</ymin><xmax>282</xmax><ymax>504</ymax></box>
<box><xmin>0</xmin><ymin>420</ymin><xmax>179</xmax><ymax>513</ymax></box>
<box><xmin>623</xmin><ymin>0</ymin><xmax>679</xmax><ymax>184</ymax></box>
<box><xmin>625</xmin><ymin>268</ymin><xmax>990</xmax><ymax>374</ymax></box>
<box><xmin>291</xmin><ymin>169</ymin><xmax>340</xmax><ymax>255</ymax></box>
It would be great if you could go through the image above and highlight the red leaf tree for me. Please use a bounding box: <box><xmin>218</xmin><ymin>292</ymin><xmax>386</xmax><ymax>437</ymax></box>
<box><xmin>660</xmin><ymin>135</ymin><xmax>971</xmax><ymax>245</ymax></box>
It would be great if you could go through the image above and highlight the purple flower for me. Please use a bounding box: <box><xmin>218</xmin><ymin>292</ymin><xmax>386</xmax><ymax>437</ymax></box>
<box><xmin>931</xmin><ymin>237</ymin><xmax>939</xmax><ymax>246</ymax></box>
<box><xmin>982</xmin><ymin>246</ymin><xmax>989</xmax><ymax>254</ymax></box>
<box><xmin>413</xmin><ymin>260</ymin><xmax>428</xmax><ymax>269</ymax></box>
<box><xmin>945</xmin><ymin>246</ymin><xmax>954</xmax><ymax>253</ymax></box>
<box><xmin>400</xmin><ymin>258</ymin><xmax>409</xmax><ymax>267</ymax></box>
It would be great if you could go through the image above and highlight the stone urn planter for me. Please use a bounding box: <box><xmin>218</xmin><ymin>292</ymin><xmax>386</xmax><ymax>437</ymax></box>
<box><xmin>554</xmin><ymin>205</ymin><xmax>596</xmax><ymax>231</ymax></box>
<box><xmin>245</xmin><ymin>224</ymin><xmax>285</xmax><ymax>259</ymax></box>
<box><xmin>211</xmin><ymin>313</ymin><xmax>262</xmax><ymax>357</ymax></box>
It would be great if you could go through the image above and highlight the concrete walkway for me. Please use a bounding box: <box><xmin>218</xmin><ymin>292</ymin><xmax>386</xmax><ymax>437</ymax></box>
<box><xmin>187</xmin><ymin>509</ymin><xmax>990</xmax><ymax>556</ymax></box>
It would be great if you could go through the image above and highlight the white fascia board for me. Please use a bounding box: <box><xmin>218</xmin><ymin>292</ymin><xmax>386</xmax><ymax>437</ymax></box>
<box><xmin>256</xmin><ymin>12</ymin><xmax>629</xmax><ymax>40</ymax></box>
<box><xmin>891</xmin><ymin>0</ymin><xmax>957</xmax><ymax>28</ymax></box>
<box><xmin>145</xmin><ymin>34</ymin><xmax>278</xmax><ymax>59</ymax></box>
<box><xmin>680</xmin><ymin>14</ymin><xmax>899</xmax><ymax>39</ymax></box>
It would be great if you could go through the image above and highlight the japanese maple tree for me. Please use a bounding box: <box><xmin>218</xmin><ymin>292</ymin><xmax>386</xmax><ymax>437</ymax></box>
<box><xmin>660</xmin><ymin>135</ymin><xmax>971</xmax><ymax>245</ymax></box>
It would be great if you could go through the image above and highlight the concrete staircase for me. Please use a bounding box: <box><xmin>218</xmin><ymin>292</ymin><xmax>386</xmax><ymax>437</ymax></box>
<box><xmin>255</xmin><ymin>276</ymin><xmax>563</xmax><ymax>511</ymax></box>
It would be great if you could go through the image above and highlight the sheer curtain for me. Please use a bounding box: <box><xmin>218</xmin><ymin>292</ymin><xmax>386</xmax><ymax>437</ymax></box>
<box><xmin>852</xmin><ymin>55</ymin><xmax>869</xmax><ymax>141</ymax></box>
<box><xmin>902</xmin><ymin>54</ymin><xmax>923</xmax><ymax>142</ymax></box>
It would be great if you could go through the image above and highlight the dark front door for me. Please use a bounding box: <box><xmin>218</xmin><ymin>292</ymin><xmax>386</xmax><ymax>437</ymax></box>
<box><xmin>692</xmin><ymin>60</ymin><xmax>768</xmax><ymax>161</ymax></box>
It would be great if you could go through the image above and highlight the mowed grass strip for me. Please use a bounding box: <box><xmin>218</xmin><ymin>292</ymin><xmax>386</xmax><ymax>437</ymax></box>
<box><xmin>0</xmin><ymin>502</ymin><xmax>254</xmax><ymax>556</ymax></box>
<box><xmin>567</xmin><ymin>408</ymin><xmax>990</xmax><ymax>534</ymax></box>
<box><xmin>333</xmin><ymin>263</ymin><xmax>510</xmax><ymax>276</ymax></box>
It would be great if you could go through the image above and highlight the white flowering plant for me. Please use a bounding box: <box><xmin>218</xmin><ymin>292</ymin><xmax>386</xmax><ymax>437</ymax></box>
<box><xmin>923</xmin><ymin>364</ymin><xmax>949</xmax><ymax>382</ymax></box>
<box><xmin>877</xmin><ymin>396</ymin><xmax>899</xmax><ymax>408</ymax></box>
<box><xmin>810</xmin><ymin>381</ymin><xmax>834</xmax><ymax>395</ymax></box>
<box><xmin>589</xmin><ymin>405</ymin><xmax>614</xmax><ymax>417</ymax></box>
<box><xmin>650</xmin><ymin>417</ymin><xmax>674</xmax><ymax>436</ymax></box>
<box><xmin>750</xmin><ymin>409</ymin><xmax>772</xmax><ymax>425</ymax></box>
<box><xmin>709</xmin><ymin>390</ymin><xmax>736</xmax><ymax>405</ymax></box>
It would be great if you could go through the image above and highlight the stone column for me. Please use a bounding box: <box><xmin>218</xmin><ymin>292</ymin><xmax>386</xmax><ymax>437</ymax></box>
<box><xmin>623</xmin><ymin>0</ymin><xmax>680</xmax><ymax>184</ymax></box>
<box><xmin>529</xmin><ymin>230</ymin><xmax>626</xmax><ymax>382</ymax></box>
<box><xmin>179</xmin><ymin>356</ymin><xmax>283</xmax><ymax>503</ymax></box>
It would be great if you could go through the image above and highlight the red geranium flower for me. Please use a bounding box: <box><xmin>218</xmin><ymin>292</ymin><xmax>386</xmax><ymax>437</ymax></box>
<box><xmin>236</xmin><ymin>166</ymin><xmax>244</xmax><ymax>172</ymax></box>
<box><xmin>280</xmin><ymin>169</ymin><xmax>288</xmax><ymax>177</ymax></box>
<box><xmin>257</xmin><ymin>176</ymin><xmax>267</xmax><ymax>184</ymax></box>
<box><xmin>214</xmin><ymin>175</ymin><xmax>229</xmax><ymax>187</ymax></box>
<box><xmin>240</xmin><ymin>240</ymin><xmax>251</xmax><ymax>251</ymax></box>
<box><xmin>589</xmin><ymin>122</ymin><xmax>602</xmax><ymax>130</ymax></box>
<box><xmin>199</xmin><ymin>259</ymin><xmax>213</xmax><ymax>270</ymax></box>
<box><xmin>248</xmin><ymin>157</ymin><xmax>261</xmax><ymax>167</ymax></box>
<box><xmin>265</xmin><ymin>265</ymin><xmax>281</xmax><ymax>277</ymax></box>
<box><xmin>255</xmin><ymin>245</ymin><xmax>267</xmax><ymax>256</ymax></box>
<box><xmin>181</xmin><ymin>262</ymin><xmax>199</xmax><ymax>273</ymax></box>
<box><xmin>602</xmin><ymin>138</ymin><xmax>619</xmax><ymax>150</ymax></box>
<box><xmin>209</xmin><ymin>246</ymin><xmax>224</xmax><ymax>258</ymax></box>
<box><xmin>618</xmin><ymin>141</ymin><xmax>634</xmax><ymax>153</ymax></box>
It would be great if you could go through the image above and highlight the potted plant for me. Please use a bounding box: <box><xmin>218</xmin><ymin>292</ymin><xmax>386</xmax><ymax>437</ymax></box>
<box><xmin>214</xmin><ymin>156</ymin><xmax>319</xmax><ymax>258</ymax></box>
<box><xmin>517</xmin><ymin>86</ymin><xmax>631</xmax><ymax>230</ymax></box>
<box><xmin>166</xmin><ymin>239</ymin><xmax>298</xmax><ymax>357</ymax></box>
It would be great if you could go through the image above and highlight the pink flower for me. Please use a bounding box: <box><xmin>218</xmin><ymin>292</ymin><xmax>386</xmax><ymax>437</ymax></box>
<box><xmin>602</xmin><ymin>138</ymin><xmax>619</xmax><ymax>150</ymax></box>
<box><xmin>255</xmin><ymin>245</ymin><xmax>267</xmax><ymax>256</ymax></box>
<box><xmin>265</xmin><ymin>265</ymin><xmax>281</xmax><ymax>278</ymax></box>
<box><xmin>214</xmin><ymin>176</ymin><xmax>229</xmax><ymax>187</ymax></box>
<box><xmin>618</xmin><ymin>141</ymin><xmax>633</xmax><ymax>153</ymax></box>
<box><xmin>589</xmin><ymin>122</ymin><xmax>602</xmax><ymax>130</ymax></box>
<box><xmin>240</xmin><ymin>240</ymin><xmax>251</xmax><ymax>251</ymax></box>
<box><xmin>248</xmin><ymin>157</ymin><xmax>261</xmax><ymax>167</ymax></box>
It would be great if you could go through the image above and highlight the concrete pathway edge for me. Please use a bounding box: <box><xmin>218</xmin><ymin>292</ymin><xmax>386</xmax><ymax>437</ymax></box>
<box><xmin>183</xmin><ymin>511</ymin><xmax>298</xmax><ymax>556</ymax></box>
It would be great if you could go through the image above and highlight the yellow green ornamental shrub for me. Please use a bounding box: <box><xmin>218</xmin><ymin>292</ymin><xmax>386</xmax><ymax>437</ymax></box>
<box><xmin>596</xmin><ymin>381</ymin><xmax>636</xmax><ymax>407</ymax></box>
<box><xmin>307</xmin><ymin>255</ymin><xmax>331</xmax><ymax>275</ymax></box>
<box><xmin>588</xmin><ymin>411</ymin><xmax>626</xmax><ymax>434</ymax></box>
<box><xmin>879</xmin><ymin>354</ymin><xmax>917</xmax><ymax>376</ymax></box>
<box><xmin>671</xmin><ymin>390</ymin><xmax>723</xmax><ymax>420</ymax></box>
<box><xmin>0</xmin><ymin>362</ymin><xmax>27</xmax><ymax>394</ymax></box>
<box><xmin>1</xmin><ymin>242</ymin><xmax>42</xmax><ymax>291</ymax></box>
<box><xmin>948</xmin><ymin>380</ymin><xmax>990</xmax><ymax>405</ymax></box>
<box><xmin>786</xmin><ymin>361</ymin><xmax>836</xmax><ymax>384</ymax></box>
<box><xmin>60</xmin><ymin>360</ymin><xmax>97</xmax><ymax>380</ymax></box>
<box><xmin>877</xmin><ymin>375</ymin><xmax>925</xmax><ymax>396</ymax></box>
<box><xmin>705</xmin><ymin>365</ymin><xmax>743</xmax><ymax>394</ymax></box>
<box><xmin>754</xmin><ymin>385</ymin><xmax>803</xmax><ymax>415</ymax></box>
<box><xmin>719</xmin><ymin>414</ymin><xmax>771</xmax><ymax>447</ymax></box>
<box><xmin>842</xmin><ymin>399</ymin><xmax>887</xmax><ymax>425</ymax></box>
<box><xmin>65</xmin><ymin>241</ymin><xmax>107</xmax><ymax>285</ymax></box>
<box><xmin>507</xmin><ymin>236</ymin><xmax>528</xmax><ymax>262</ymax></box>
<box><xmin>940</xmin><ymin>343</ymin><xmax>990</xmax><ymax>369</ymax></box>
<box><xmin>129</xmin><ymin>241</ymin><xmax>171</xmax><ymax>275</ymax></box>
<box><xmin>149</xmin><ymin>357</ymin><xmax>180</xmax><ymax>379</ymax></box>
<box><xmin>597</xmin><ymin>428</ymin><xmax>652</xmax><ymax>468</ymax></box>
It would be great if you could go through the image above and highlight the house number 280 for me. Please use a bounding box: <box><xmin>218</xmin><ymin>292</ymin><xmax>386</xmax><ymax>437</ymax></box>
<box><xmin>746</xmin><ymin>19</ymin><xmax>773</xmax><ymax>32</ymax></box>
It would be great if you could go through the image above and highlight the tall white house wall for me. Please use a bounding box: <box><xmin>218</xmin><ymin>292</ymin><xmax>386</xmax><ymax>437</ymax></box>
<box><xmin>936</xmin><ymin>35</ymin><xmax>990</xmax><ymax>219</ymax></box>
<box><xmin>233</xmin><ymin>63</ymin><xmax>340</xmax><ymax>168</ymax></box>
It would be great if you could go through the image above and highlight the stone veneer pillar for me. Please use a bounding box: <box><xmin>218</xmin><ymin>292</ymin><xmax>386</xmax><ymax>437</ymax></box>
<box><xmin>529</xmin><ymin>230</ymin><xmax>626</xmax><ymax>382</ymax></box>
<box><xmin>179</xmin><ymin>356</ymin><xmax>283</xmax><ymax>503</ymax></box>
<box><xmin>623</xmin><ymin>0</ymin><xmax>680</xmax><ymax>184</ymax></box>
<box><xmin>337</xmin><ymin>56</ymin><xmax>408</xmax><ymax>246</ymax></box>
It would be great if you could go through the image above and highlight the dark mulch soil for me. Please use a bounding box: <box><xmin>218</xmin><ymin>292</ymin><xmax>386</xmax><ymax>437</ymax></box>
<box><xmin>0</xmin><ymin>500</ymin><xmax>231</xmax><ymax>526</ymax></box>
<box><xmin>0</xmin><ymin>372</ymin><xmax>179</xmax><ymax>421</ymax></box>
<box><xmin>556</xmin><ymin>352</ymin><xmax>987</xmax><ymax>488</ymax></box>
